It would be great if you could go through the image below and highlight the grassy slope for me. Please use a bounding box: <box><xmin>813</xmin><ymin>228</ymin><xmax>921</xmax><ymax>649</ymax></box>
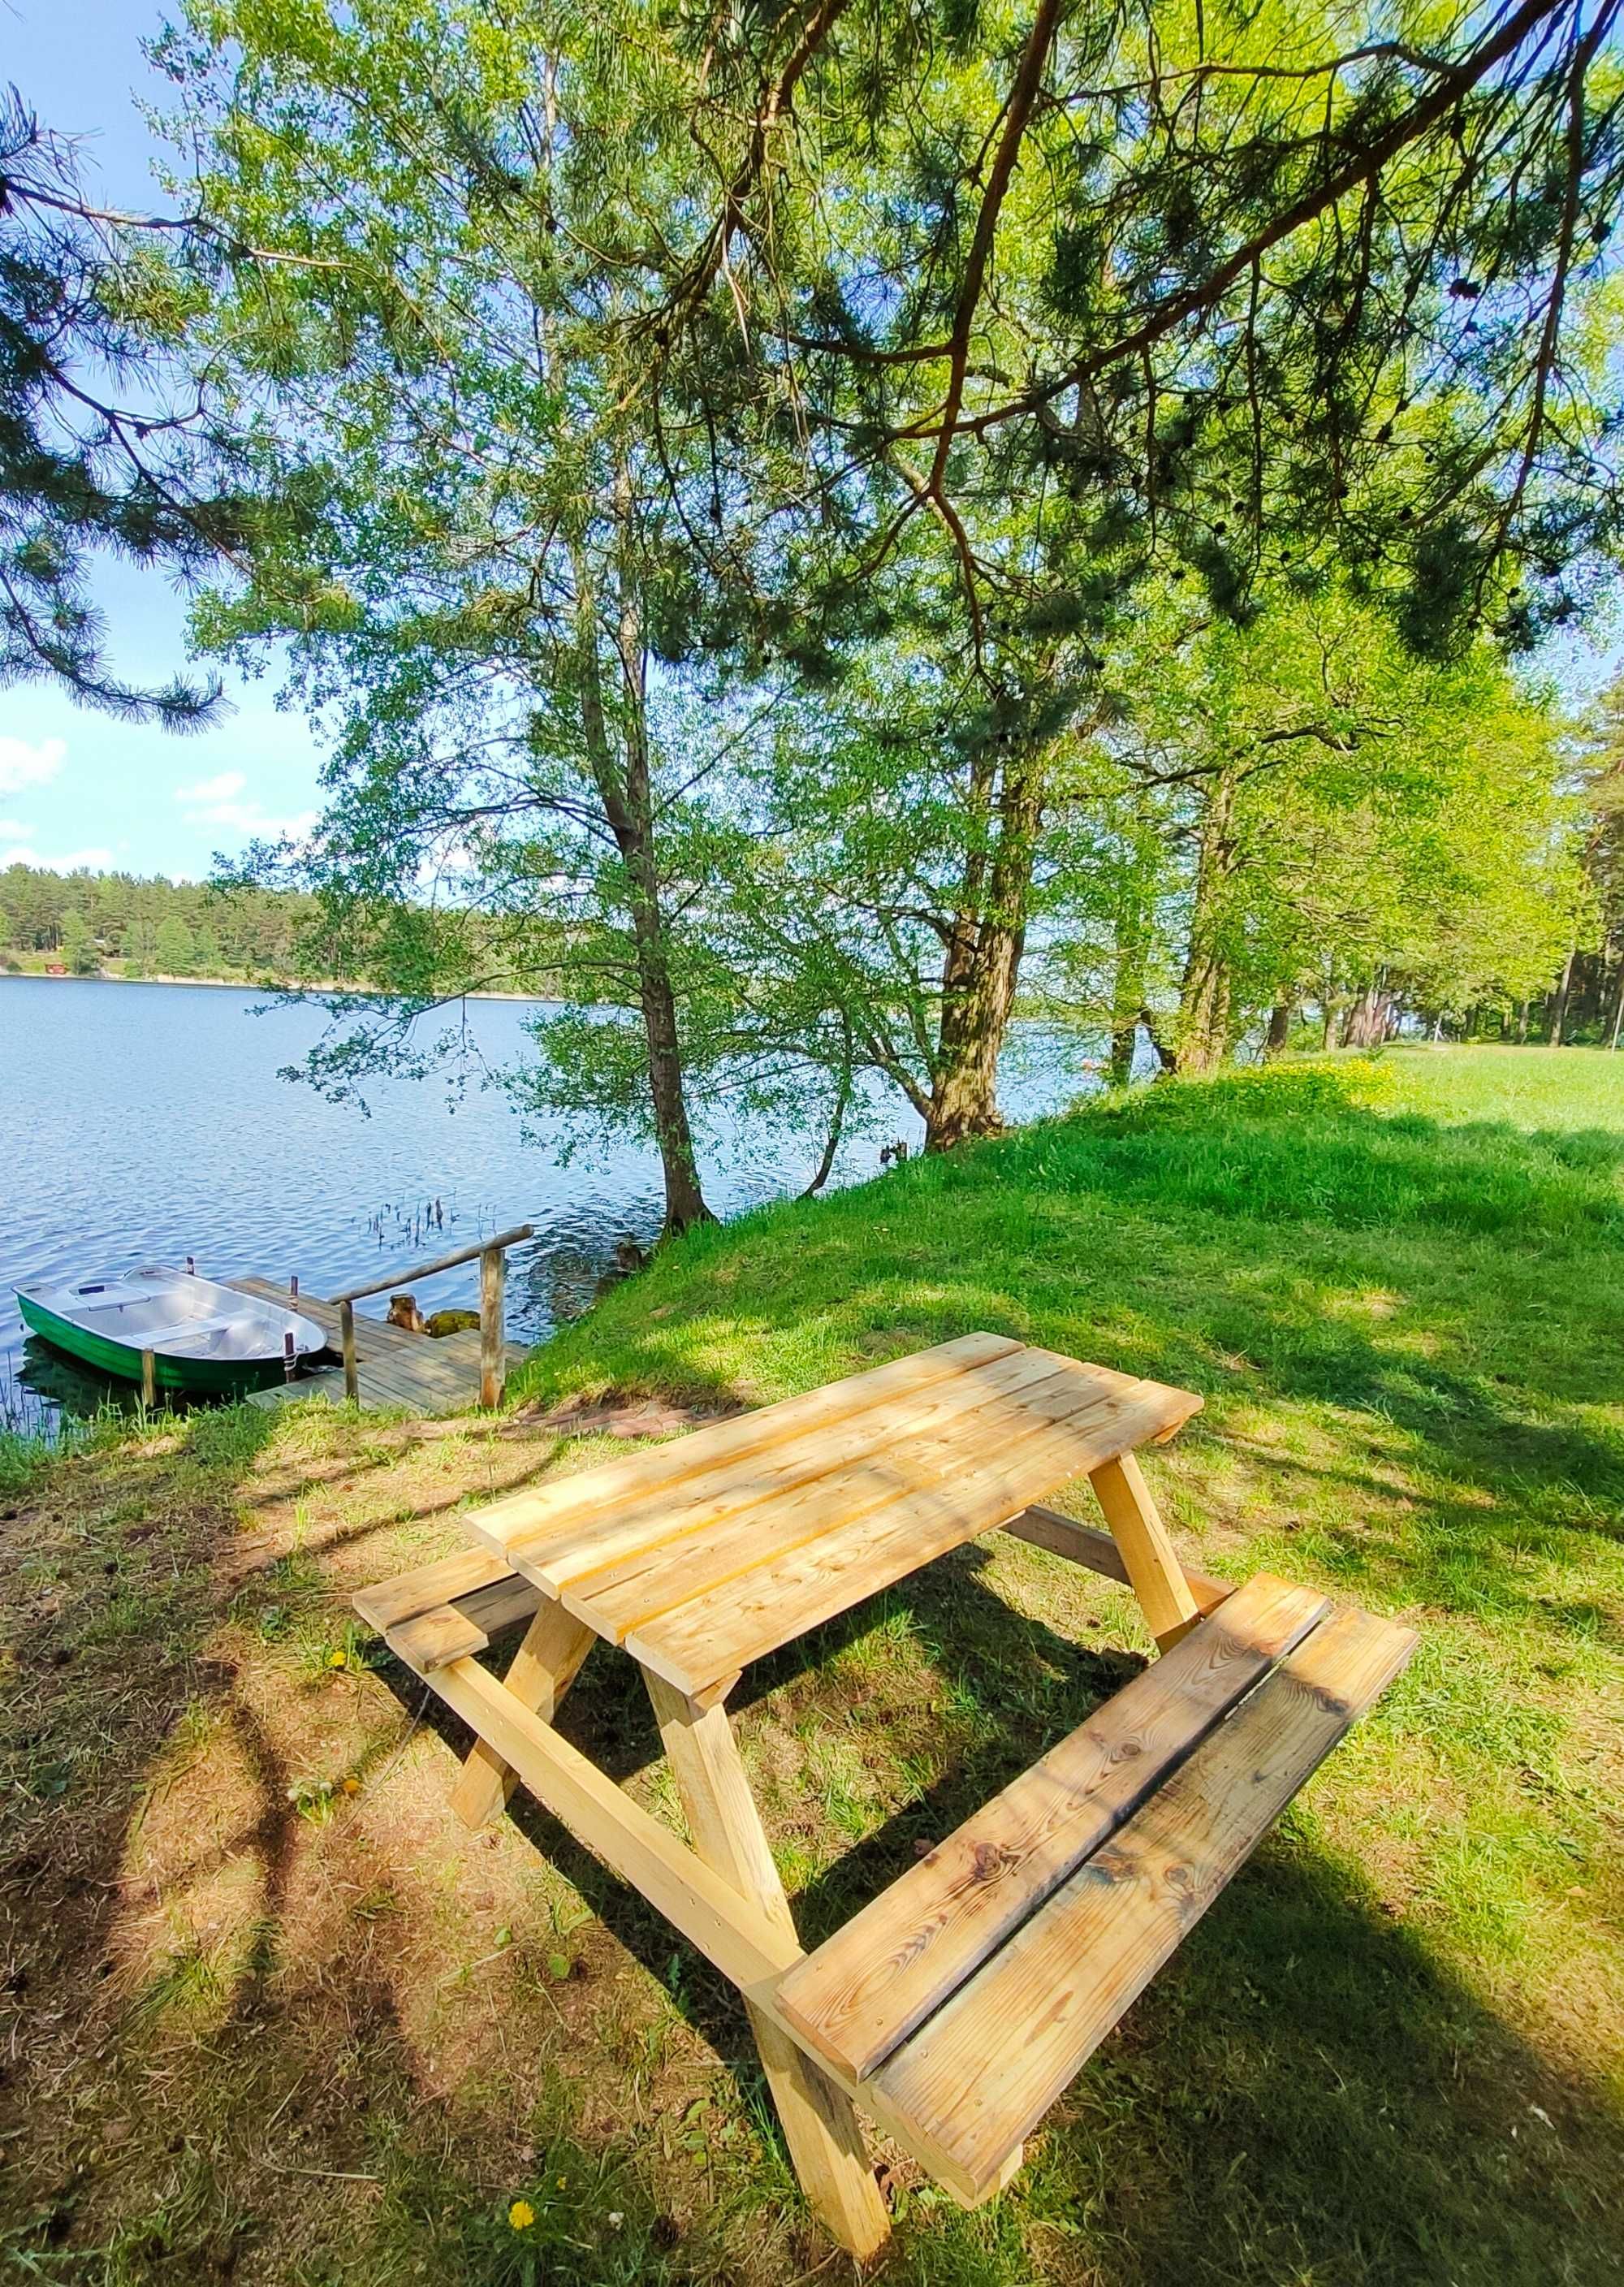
<box><xmin>2</xmin><ymin>1048</ymin><xmax>1620</xmax><ymax>2285</ymax></box>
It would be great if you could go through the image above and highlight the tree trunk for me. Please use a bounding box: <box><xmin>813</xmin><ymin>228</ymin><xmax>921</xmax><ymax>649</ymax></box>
<box><xmin>1609</xmin><ymin>961</ymin><xmax>1624</xmax><ymax>1051</ymax></box>
<box><xmin>575</xmin><ymin>525</ymin><xmax>714</xmax><ymax>1237</ymax></box>
<box><xmin>1263</xmin><ymin>1001</ymin><xmax>1293</xmax><ymax>1058</ymax></box>
<box><xmin>1548</xmin><ymin>942</ymin><xmax>1575</xmax><ymax>1047</ymax></box>
<box><xmin>926</xmin><ymin>745</ymin><xmax>1043</xmax><ymax>1150</ymax></box>
<box><xmin>1174</xmin><ymin>768</ymin><xmax>1236</xmax><ymax>1076</ymax></box>
<box><xmin>1341</xmin><ymin>983</ymin><xmax>1392</xmax><ymax>1049</ymax></box>
<box><xmin>1108</xmin><ymin>903</ymin><xmax>1151</xmax><ymax>1085</ymax></box>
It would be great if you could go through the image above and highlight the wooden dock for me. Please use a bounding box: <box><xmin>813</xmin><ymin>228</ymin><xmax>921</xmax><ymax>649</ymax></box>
<box><xmin>228</xmin><ymin>1278</ymin><xmax>526</xmax><ymax>1415</ymax></box>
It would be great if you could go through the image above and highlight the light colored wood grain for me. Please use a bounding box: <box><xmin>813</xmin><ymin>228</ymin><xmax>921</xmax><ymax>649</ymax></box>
<box><xmin>645</xmin><ymin>1672</ymin><xmax>891</xmax><ymax>2259</ymax></box>
<box><xmin>777</xmin><ymin>1572</ymin><xmax>1330</xmax><ymax>2079</ymax></box>
<box><xmin>399</xmin><ymin>1635</ymin><xmax>1044</xmax><ymax>2204</ymax></box>
<box><xmin>1003</xmin><ymin>1504</ymin><xmax>1232</xmax><ymax>1614</ymax></box>
<box><xmin>1089</xmin><ymin>1450</ymin><xmax>1203</xmax><ymax>1649</ymax></box>
<box><xmin>385</xmin><ymin>1603</ymin><xmax>489</xmax><ymax>1671</ymax></box>
<box><xmin>423</xmin><ymin>1654</ymin><xmax>800</xmax><ymax>1996</ymax></box>
<box><xmin>871</xmin><ymin>1604</ymin><xmax>1419</xmax><ymax>2198</ymax></box>
<box><xmin>548</xmin><ymin>1343</ymin><xmax>1090</xmax><ymax>1607</ymax></box>
<box><xmin>449</xmin><ymin>1596</ymin><xmax>594</xmax><ymax>1828</ymax></box>
<box><xmin>464</xmin><ymin>1333</ymin><xmax>1026</xmax><ymax>1573</ymax></box>
<box><xmin>628</xmin><ymin>1375</ymin><xmax>1203</xmax><ymax>1694</ymax></box>
<box><xmin>479</xmin><ymin>1242</ymin><xmax>506</xmax><ymax>1410</ymax></box>
<box><xmin>353</xmin><ymin>1546</ymin><xmax>516</xmax><ymax>1632</ymax></box>
<box><xmin>454</xmin><ymin>1572</ymin><xmax>545</xmax><ymax>1637</ymax></box>
<box><xmin>229</xmin><ymin>1278</ymin><xmax>525</xmax><ymax>1416</ymax></box>
<box><xmin>573</xmin><ymin>1351</ymin><xmax>1128</xmax><ymax>1641</ymax></box>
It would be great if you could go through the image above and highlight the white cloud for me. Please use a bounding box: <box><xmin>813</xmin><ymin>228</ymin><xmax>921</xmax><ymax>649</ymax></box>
<box><xmin>175</xmin><ymin>769</ymin><xmax>314</xmax><ymax>845</ymax></box>
<box><xmin>174</xmin><ymin>769</ymin><xmax>247</xmax><ymax>805</ymax></box>
<box><xmin>0</xmin><ymin>735</ymin><xmax>65</xmax><ymax>796</ymax></box>
<box><xmin>188</xmin><ymin>798</ymin><xmax>317</xmax><ymax>843</ymax></box>
<box><xmin>0</xmin><ymin>819</ymin><xmax>34</xmax><ymax>839</ymax></box>
<box><xmin>1</xmin><ymin>845</ymin><xmax>113</xmax><ymax>871</ymax></box>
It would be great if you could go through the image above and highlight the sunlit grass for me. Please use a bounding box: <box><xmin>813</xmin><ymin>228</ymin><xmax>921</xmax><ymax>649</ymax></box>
<box><xmin>2</xmin><ymin>1048</ymin><xmax>1620</xmax><ymax>2284</ymax></box>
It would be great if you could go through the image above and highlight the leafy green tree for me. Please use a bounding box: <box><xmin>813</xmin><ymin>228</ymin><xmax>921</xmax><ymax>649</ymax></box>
<box><xmin>151</xmin><ymin>0</ymin><xmax>1624</xmax><ymax>1180</ymax></box>
<box><xmin>638</xmin><ymin>0</ymin><xmax>1624</xmax><ymax>1126</ymax></box>
<box><xmin>1062</xmin><ymin>586</ymin><xmax>1583</xmax><ymax>1063</ymax></box>
<box><xmin>153</xmin><ymin>913</ymin><xmax>196</xmax><ymax>975</ymax></box>
<box><xmin>161</xmin><ymin>3</ymin><xmax>772</xmax><ymax>1229</ymax></box>
<box><xmin>58</xmin><ymin>905</ymin><xmax>97</xmax><ymax>973</ymax></box>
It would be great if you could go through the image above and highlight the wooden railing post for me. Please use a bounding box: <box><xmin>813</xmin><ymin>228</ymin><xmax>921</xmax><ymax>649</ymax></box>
<box><xmin>479</xmin><ymin>1243</ymin><xmax>505</xmax><ymax>1410</ymax></box>
<box><xmin>339</xmin><ymin>1299</ymin><xmax>358</xmax><ymax>1402</ymax></box>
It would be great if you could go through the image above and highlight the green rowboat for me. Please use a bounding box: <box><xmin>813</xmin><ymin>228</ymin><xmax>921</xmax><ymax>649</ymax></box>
<box><xmin>16</xmin><ymin>1264</ymin><xmax>328</xmax><ymax>1397</ymax></box>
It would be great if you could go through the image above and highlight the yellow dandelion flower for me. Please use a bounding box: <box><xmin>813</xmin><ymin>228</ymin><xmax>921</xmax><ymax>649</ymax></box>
<box><xmin>341</xmin><ymin>1776</ymin><xmax>360</xmax><ymax>1796</ymax></box>
<box><xmin>327</xmin><ymin>1649</ymin><xmax>347</xmax><ymax>1668</ymax></box>
<box><xmin>508</xmin><ymin>2198</ymin><xmax>535</xmax><ymax>2231</ymax></box>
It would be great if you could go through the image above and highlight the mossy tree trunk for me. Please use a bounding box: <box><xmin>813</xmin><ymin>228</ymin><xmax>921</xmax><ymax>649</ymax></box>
<box><xmin>926</xmin><ymin>744</ymin><xmax>1043</xmax><ymax>1151</ymax></box>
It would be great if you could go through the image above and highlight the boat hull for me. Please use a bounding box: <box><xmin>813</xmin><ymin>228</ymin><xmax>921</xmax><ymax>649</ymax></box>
<box><xmin>17</xmin><ymin>1290</ymin><xmax>312</xmax><ymax>1397</ymax></box>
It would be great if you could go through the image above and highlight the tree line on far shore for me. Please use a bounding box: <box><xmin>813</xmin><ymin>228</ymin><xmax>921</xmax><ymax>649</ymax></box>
<box><xmin>0</xmin><ymin>863</ymin><xmax>316</xmax><ymax>981</ymax></box>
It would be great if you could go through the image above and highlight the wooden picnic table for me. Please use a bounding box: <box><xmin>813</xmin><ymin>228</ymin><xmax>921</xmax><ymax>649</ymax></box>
<box><xmin>355</xmin><ymin>1333</ymin><xmax>1415</xmax><ymax>2260</ymax></box>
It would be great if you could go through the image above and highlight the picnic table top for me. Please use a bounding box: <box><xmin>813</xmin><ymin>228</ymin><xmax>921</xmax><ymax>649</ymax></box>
<box><xmin>460</xmin><ymin>1330</ymin><xmax>1203</xmax><ymax>1697</ymax></box>
<box><xmin>354</xmin><ymin>1331</ymin><xmax>1416</xmax><ymax>2250</ymax></box>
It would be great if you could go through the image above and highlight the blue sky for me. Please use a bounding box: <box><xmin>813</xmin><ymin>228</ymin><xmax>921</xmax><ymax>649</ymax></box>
<box><xmin>6</xmin><ymin>1</ymin><xmax>326</xmax><ymax>883</ymax></box>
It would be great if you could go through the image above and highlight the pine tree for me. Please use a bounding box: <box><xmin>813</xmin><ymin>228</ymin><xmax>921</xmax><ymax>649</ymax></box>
<box><xmin>0</xmin><ymin>90</ymin><xmax>244</xmax><ymax>720</ymax></box>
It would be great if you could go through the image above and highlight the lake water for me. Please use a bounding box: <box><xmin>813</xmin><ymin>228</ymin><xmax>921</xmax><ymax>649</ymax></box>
<box><xmin>0</xmin><ymin>979</ymin><xmax>1088</xmax><ymax>1419</ymax></box>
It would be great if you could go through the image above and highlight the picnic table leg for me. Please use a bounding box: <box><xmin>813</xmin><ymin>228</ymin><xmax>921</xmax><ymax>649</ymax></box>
<box><xmin>448</xmin><ymin>1598</ymin><xmax>594</xmax><ymax>1829</ymax></box>
<box><xmin>1088</xmin><ymin>1449</ymin><xmax>1203</xmax><ymax>1651</ymax></box>
<box><xmin>643</xmin><ymin>1671</ymin><xmax>891</xmax><ymax>2263</ymax></box>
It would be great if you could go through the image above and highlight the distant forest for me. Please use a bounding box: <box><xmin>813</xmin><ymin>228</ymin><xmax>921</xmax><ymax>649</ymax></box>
<box><xmin>0</xmin><ymin>862</ymin><xmax>318</xmax><ymax>981</ymax></box>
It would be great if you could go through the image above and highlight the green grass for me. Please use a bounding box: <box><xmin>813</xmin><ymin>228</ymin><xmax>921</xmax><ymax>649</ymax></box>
<box><xmin>502</xmin><ymin>1045</ymin><xmax>1624</xmax><ymax>2281</ymax></box>
<box><xmin>2</xmin><ymin>1047</ymin><xmax>1620</xmax><ymax>2285</ymax></box>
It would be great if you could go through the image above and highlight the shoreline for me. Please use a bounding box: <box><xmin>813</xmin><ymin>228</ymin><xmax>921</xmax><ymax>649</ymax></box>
<box><xmin>0</xmin><ymin>970</ymin><xmax>548</xmax><ymax>1003</ymax></box>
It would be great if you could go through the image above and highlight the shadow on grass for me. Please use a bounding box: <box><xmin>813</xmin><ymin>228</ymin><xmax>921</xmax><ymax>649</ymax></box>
<box><xmin>358</xmin><ymin>1528</ymin><xmax>1618</xmax><ymax>2287</ymax></box>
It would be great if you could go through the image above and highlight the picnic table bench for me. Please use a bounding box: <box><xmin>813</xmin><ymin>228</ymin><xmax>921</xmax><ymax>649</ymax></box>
<box><xmin>355</xmin><ymin>1332</ymin><xmax>1415</xmax><ymax>2259</ymax></box>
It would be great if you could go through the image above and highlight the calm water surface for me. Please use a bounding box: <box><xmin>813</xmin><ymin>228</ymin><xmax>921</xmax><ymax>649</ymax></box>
<box><xmin>0</xmin><ymin>979</ymin><xmax>1084</xmax><ymax>1417</ymax></box>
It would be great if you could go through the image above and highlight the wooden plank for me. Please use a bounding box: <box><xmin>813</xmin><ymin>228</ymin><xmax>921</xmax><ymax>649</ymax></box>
<box><xmin>479</xmin><ymin>1243</ymin><xmax>506</xmax><ymax>1408</ymax></box>
<box><xmin>464</xmin><ymin>1333</ymin><xmax>1026</xmax><ymax>1572</ymax></box>
<box><xmin>1004</xmin><ymin>1505</ymin><xmax>1232</xmax><ymax>1615</ymax></box>
<box><xmin>644</xmin><ymin>1673</ymin><xmax>890</xmax><ymax>2260</ymax></box>
<box><xmin>1089</xmin><ymin>1451</ymin><xmax>1203</xmax><ymax>1650</ymax></box>
<box><xmin>422</xmin><ymin>1652</ymin><xmax>800</xmax><ymax>1995</ymax></box>
<box><xmin>628</xmin><ymin>1375</ymin><xmax>1204</xmax><ymax>1695</ymax></box>
<box><xmin>567</xmin><ymin>1349</ymin><xmax>1116</xmax><ymax>1636</ymax></box>
<box><xmin>385</xmin><ymin>1603</ymin><xmax>490</xmax><ymax>1671</ymax></box>
<box><xmin>412</xmin><ymin>1649</ymin><xmax>993</xmax><ymax>2204</ymax></box>
<box><xmin>871</xmin><ymin>1605</ymin><xmax>1419</xmax><ymax>2199</ymax></box>
<box><xmin>777</xmin><ymin>1573</ymin><xmax>1329</xmax><ymax>2080</ymax></box>
<box><xmin>455</xmin><ymin>1572</ymin><xmax>545</xmax><ymax>1636</ymax></box>
<box><xmin>328</xmin><ymin>1223</ymin><xmax>533</xmax><ymax>1304</ymax></box>
<box><xmin>450</xmin><ymin>1597</ymin><xmax>594</xmax><ymax>1828</ymax></box>
<box><xmin>354</xmin><ymin>1546</ymin><xmax>518</xmax><ymax>1632</ymax></box>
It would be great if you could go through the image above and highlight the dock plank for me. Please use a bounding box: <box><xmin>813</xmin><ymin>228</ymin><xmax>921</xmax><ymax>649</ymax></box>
<box><xmin>229</xmin><ymin>1277</ymin><xmax>525</xmax><ymax>1416</ymax></box>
